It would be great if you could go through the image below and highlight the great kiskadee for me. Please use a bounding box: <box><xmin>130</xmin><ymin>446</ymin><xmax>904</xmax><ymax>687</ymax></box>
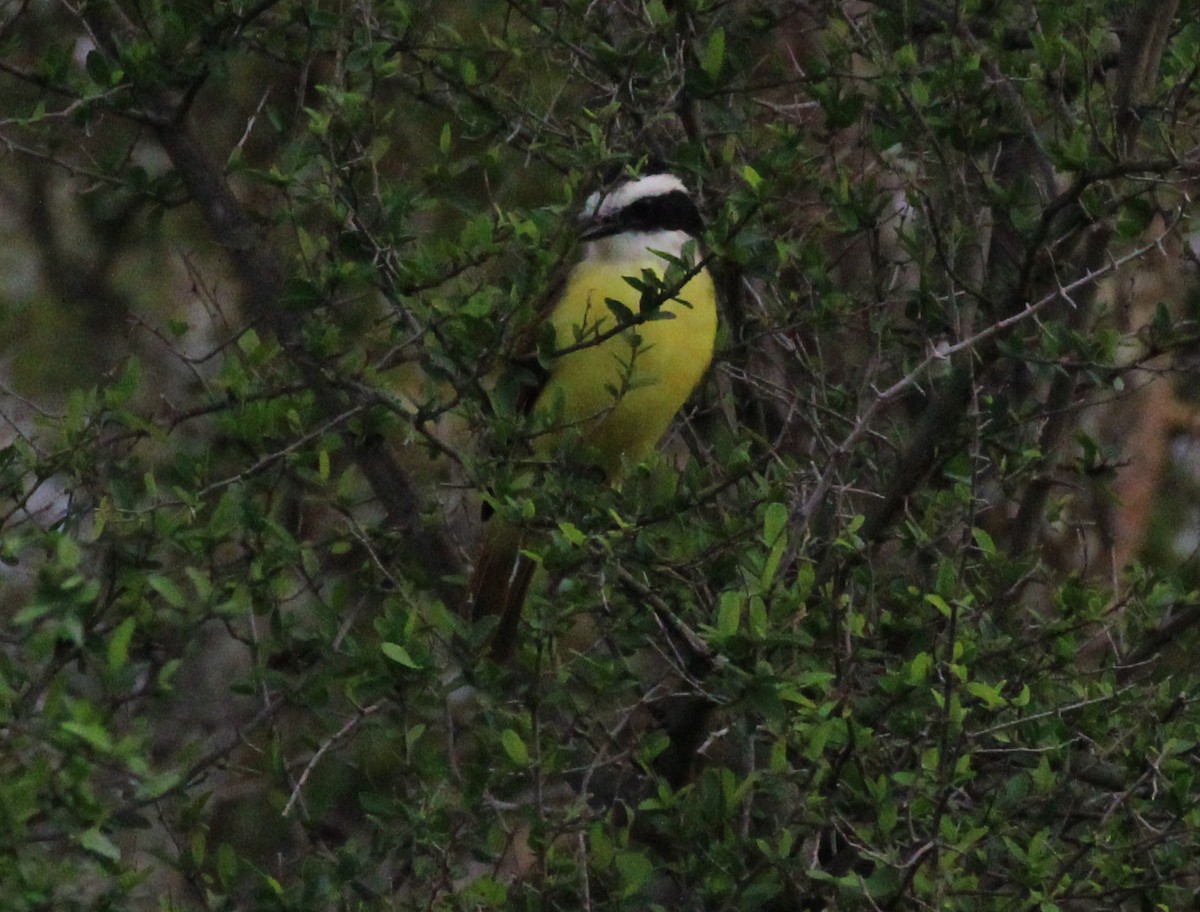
<box><xmin>468</xmin><ymin>170</ymin><xmax>718</xmax><ymax>659</ymax></box>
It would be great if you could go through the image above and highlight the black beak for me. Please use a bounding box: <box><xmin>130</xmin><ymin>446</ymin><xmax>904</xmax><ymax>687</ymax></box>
<box><xmin>579</xmin><ymin>216</ymin><xmax>619</xmax><ymax>242</ymax></box>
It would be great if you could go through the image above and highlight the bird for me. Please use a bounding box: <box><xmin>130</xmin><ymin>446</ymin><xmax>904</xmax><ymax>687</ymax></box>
<box><xmin>468</xmin><ymin>168</ymin><xmax>718</xmax><ymax>660</ymax></box>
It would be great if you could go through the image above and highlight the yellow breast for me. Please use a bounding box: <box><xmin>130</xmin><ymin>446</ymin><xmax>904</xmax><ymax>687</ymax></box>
<box><xmin>534</xmin><ymin>255</ymin><xmax>717</xmax><ymax>477</ymax></box>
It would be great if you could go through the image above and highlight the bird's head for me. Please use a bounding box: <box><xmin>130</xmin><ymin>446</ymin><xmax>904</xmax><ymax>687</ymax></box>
<box><xmin>578</xmin><ymin>171</ymin><xmax>705</xmax><ymax>257</ymax></box>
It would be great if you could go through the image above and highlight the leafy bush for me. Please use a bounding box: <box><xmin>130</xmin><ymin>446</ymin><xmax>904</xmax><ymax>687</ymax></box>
<box><xmin>1</xmin><ymin>1</ymin><xmax>1199</xmax><ymax>909</ymax></box>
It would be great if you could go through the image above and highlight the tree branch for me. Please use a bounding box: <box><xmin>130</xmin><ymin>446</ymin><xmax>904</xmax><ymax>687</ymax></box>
<box><xmin>78</xmin><ymin>2</ymin><xmax>461</xmax><ymax>602</ymax></box>
<box><xmin>1115</xmin><ymin>0</ymin><xmax>1182</xmax><ymax>153</ymax></box>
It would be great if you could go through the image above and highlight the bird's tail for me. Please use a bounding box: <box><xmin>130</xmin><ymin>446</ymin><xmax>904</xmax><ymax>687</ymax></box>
<box><xmin>467</xmin><ymin>517</ymin><xmax>537</xmax><ymax>661</ymax></box>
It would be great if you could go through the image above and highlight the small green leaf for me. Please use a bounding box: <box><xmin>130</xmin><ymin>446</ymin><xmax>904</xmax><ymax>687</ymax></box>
<box><xmin>763</xmin><ymin>501</ymin><xmax>787</xmax><ymax>544</ymax></box>
<box><xmin>62</xmin><ymin>720</ymin><xmax>113</xmax><ymax>753</ymax></box>
<box><xmin>701</xmin><ymin>27</ymin><xmax>725</xmax><ymax>80</ymax></box>
<box><xmin>381</xmin><ymin>641</ymin><xmax>422</xmax><ymax>669</ymax></box>
<box><xmin>216</xmin><ymin>842</ymin><xmax>239</xmax><ymax>887</ymax></box>
<box><xmin>439</xmin><ymin>122</ymin><xmax>452</xmax><ymax>153</ymax></box>
<box><xmin>107</xmin><ymin>616</ymin><xmax>136</xmax><ymax>672</ymax></box>
<box><xmin>794</xmin><ymin>560</ymin><xmax>815</xmax><ymax>601</ymax></box>
<box><xmin>13</xmin><ymin>602</ymin><xmax>51</xmax><ymax>626</ymax></box>
<box><xmin>748</xmin><ymin>595</ymin><xmax>768</xmax><ymax>638</ymax></box>
<box><xmin>237</xmin><ymin>328</ymin><xmax>261</xmax><ymax>355</ymax></box>
<box><xmin>616</xmin><ymin>851</ymin><xmax>653</xmax><ymax>898</ymax></box>
<box><xmin>501</xmin><ymin>728</ymin><xmax>531</xmax><ymax>766</ymax></box>
<box><xmin>462</xmin><ymin>214</ymin><xmax>494</xmax><ymax>249</ymax></box>
<box><xmin>971</xmin><ymin>527</ymin><xmax>996</xmax><ymax>556</ymax></box>
<box><xmin>909</xmin><ymin>651</ymin><xmax>932</xmax><ymax>682</ymax></box>
<box><xmin>645</xmin><ymin>0</ymin><xmax>669</xmax><ymax>26</ymax></box>
<box><xmin>604</xmin><ymin>296</ymin><xmax>635</xmax><ymax>326</ymax></box>
<box><xmin>716</xmin><ymin>590</ymin><xmax>742</xmax><ymax>638</ymax></box>
<box><xmin>894</xmin><ymin>43</ymin><xmax>918</xmax><ymax>70</ymax></box>
<box><xmin>190</xmin><ymin>831</ymin><xmax>206</xmax><ymax>866</ymax></box>
<box><xmin>925</xmin><ymin>593</ymin><xmax>952</xmax><ymax>618</ymax></box>
<box><xmin>760</xmin><ymin>502</ymin><xmax>788</xmax><ymax>590</ymax></box>
<box><xmin>135</xmin><ymin>770</ymin><xmax>183</xmax><ymax>800</ymax></box>
<box><xmin>406</xmin><ymin>724</ymin><xmax>426</xmax><ymax>754</ymax></box>
<box><xmin>56</xmin><ymin>533</ymin><xmax>83</xmax><ymax>569</ymax></box>
<box><xmin>147</xmin><ymin>574</ymin><xmax>186</xmax><ymax>609</ymax></box>
<box><xmin>184</xmin><ymin>566</ymin><xmax>212</xmax><ymax>602</ymax></box>
<box><xmin>79</xmin><ymin>827</ymin><xmax>121</xmax><ymax>862</ymax></box>
<box><xmin>966</xmin><ymin>680</ymin><xmax>1008</xmax><ymax>710</ymax></box>
<box><xmin>558</xmin><ymin>521</ymin><xmax>586</xmax><ymax>546</ymax></box>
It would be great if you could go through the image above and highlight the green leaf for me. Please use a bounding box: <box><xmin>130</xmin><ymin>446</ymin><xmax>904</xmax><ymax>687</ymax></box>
<box><xmin>616</xmin><ymin>851</ymin><xmax>653</xmax><ymax>898</ymax></box>
<box><xmin>500</xmin><ymin>728</ymin><xmax>531</xmax><ymax>766</ymax></box>
<box><xmin>135</xmin><ymin>770</ymin><xmax>183</xmax><ymax>800</ymax></box>
<box><xmin>909</xmin><ymin>651</ymin><xmax>932</xmax><ymax>683</ymax></box>
<box><xmin>237</xmin><ymin>328</ymin><xmax>261</xmax><ymax>355</ymax></box>
<box><xmin>216</xmin><ymin>842</ymin><xmax>239</xmax><ymax>888</ymax></box>
<box><xmin>56</xmin><ymin>533</ymin><xmax>83</xmax><ymax>569</ymax></box>
<box><xmin>925</xmin><ymin>593</ymin><xmax>952</xmax><ymax>618</ymax></box>
<box><xmin>107</xmin><ymin>616</ymin><xmax>136</xmax><ymax>672</ymax></box>
<box><xmin>972</xmin><ymin>526</ymin><xmax>996</xmax><ymax>556</ymax></box>
<box><xmin>748</xmin><ymin>595</ymin><xmax>768</xmax><ymax>639</ymax></box>
<box><xmin>794</xmin><ymin>560</ymin><xmax>815</xmax><ymax>601</ymax></box>
<box><xmin>13</xmin><ymin>602</ymin><xmax>51</xmax><ymax>626</ymax></box>
<box><xmin>894</xmin><ymin>43</ymin><xmax>918</xmax><ymax>70</ymax></box>
<box><xmin>147</xmin><ymin>574</ymin><xmax>186</xmax><ymax>609</ymax></box>
<box><xmin>558</xmin><ymin>521</ymin><xmax>586</xmax><ymax>546</ymax></box>
<box><xmin>184</xmin><ymin>566</ymin><xmax>213</xmax><ymax>602</ymax></box>
<box><xmin>381</xmin><ymin>642</ymin><xmax>422</xmax><ymax>669</ymax></box>
<box><xmin>645</xmin><ymin>0</ymin><xmax>669</xmax><ymax>26</ymax></box>
<box><xmin>604</xmin><ymin>296</ymin><xmax>635</xmax><ymax>327</ymax></box>
<box><xmin>406</xmin><ymin>724</ymin><xmax>426</xmax><ymax>754</ymax></box>
<box><xmin>716</xmin><ymin>590</ymin><xmax>742</xmax><ymax>638</ymax></box>
<box><xmin>62</xmin><ymin>720</ymin><xmax>113</xmax><ymax>753</ymax></box>
<box><xmin>763</xmin><ymin>501</ymin><xmax>787</xmax><ymax>544</ymax></box>
<box><xmin>966</xmin><ymin>680</ymin><xmax>1008</xmax><ymax>710</ymax></box>
<box><xmin>701</xmin><ymin>28</ymin><xmax>725</xmax><ymax>80</ymax></box>
<box><xmin>79</xmin><ymin>827</ymin><xmax>121</xmax><ymax>862</ymax></box>
<box><xmin>462</xmin><ymin>214</ymin><xmax>494</xmax><ymax>249</ymax></box>
<box><xmin>760</xmin><ymin>502</ymin><xmax>788</xmax><ymax>590</ymax></box>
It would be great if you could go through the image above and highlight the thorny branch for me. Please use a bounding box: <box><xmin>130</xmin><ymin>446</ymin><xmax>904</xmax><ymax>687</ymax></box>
<box><xmin>73</xmin><ymin>2</ymin><xmax>461</xmax><ymax>602</ymax></box>
<box><xmin>792</xmin><ymin>228</ymin><xmax>1176</xmax><ymax>534</ymax></box>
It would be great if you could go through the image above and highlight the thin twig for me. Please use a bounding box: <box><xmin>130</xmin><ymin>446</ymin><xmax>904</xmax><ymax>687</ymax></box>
<box><xmin>282</xmin><ymin>702</ymin><xmax>381</xmax><ymax>817</ymax></box>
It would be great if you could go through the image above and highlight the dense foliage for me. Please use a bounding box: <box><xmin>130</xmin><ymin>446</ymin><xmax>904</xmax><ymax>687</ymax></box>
<box><xmin>2</xmin><ymin>1</ymin><xmax>1200</xmax><ymax>909</ymax></box>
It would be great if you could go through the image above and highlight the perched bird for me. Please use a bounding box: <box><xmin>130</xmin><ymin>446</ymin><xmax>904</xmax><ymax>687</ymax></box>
<box><xmin>468</xmin><ymin>169</ymin><xmax>718</xmax><ymax>659</ymax></box>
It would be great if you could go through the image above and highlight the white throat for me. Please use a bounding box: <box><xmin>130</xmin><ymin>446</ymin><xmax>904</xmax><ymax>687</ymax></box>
<box><xmin>583</xmin><ymin>228</ymin><xmax>695</xmax><ymax>263</ymax></box>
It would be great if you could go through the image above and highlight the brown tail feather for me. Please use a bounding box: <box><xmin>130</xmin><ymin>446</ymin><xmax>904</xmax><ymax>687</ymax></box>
<box><xmin>467</xmin><ymin>518</ymin><xmax>537</xmax><ymax>661</ymax></box>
